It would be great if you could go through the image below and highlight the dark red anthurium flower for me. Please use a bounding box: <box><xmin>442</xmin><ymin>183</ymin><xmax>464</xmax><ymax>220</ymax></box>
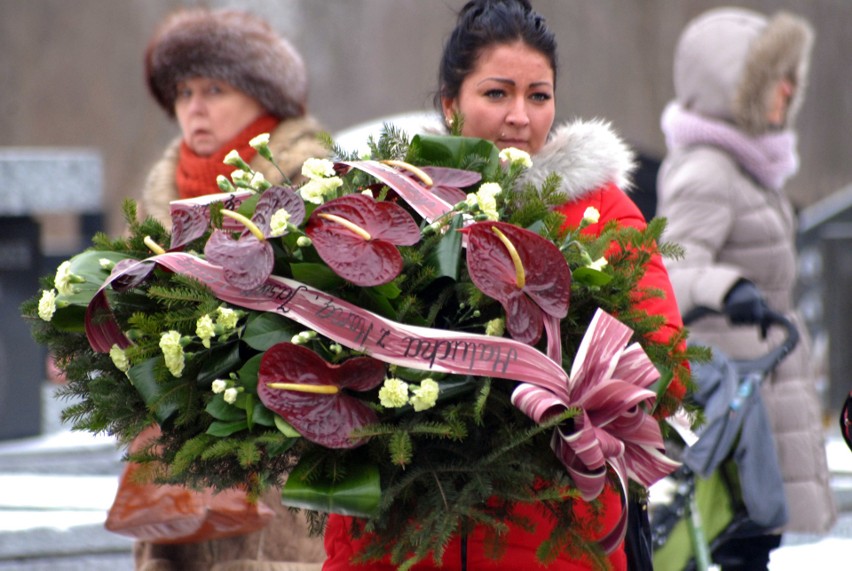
<box><xmin>462</xmin><ymin>221</ymin><xmax>571</xmax><ymax>345</ymax></box>
<box><xmin>170</xmin><ymin>206</ymin><xmax>210</xmax><ymax>250</ymax></box>
<box><xmin>204</xmin><ymin>186</ymin><xmax>305</xmax><ymax>290</ymax></box>
<box><xmin>405</xmin><ymin>166</ymin><xmax>482</xmax><ymax>206</ymax></box>
<box><xmin>305</xmin><ymin>194</ymin><xmax>420</xmax><ymax>287</ymax></box>
<box><xmin>169</xmin><ymin>191</ymin><xmax>254</xmax><ymax>250</ymax></box>
<box><xmin>257</xmin><ymin>342</ymin><xmax>386</xmax><ymax>449</ymax></box>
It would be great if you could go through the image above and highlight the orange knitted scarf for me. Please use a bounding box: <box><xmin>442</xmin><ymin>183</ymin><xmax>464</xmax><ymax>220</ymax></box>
<box><xmin>176</xmin><ymin>114</ymin><xmax>279</xmax><ymax>199</ymax></box>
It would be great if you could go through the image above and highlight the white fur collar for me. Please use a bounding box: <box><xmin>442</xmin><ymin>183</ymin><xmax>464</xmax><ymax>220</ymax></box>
<box><xmin>520</xmin><ymin>119</ymin><xmax>636</xmax><ymax>200</ymax></box>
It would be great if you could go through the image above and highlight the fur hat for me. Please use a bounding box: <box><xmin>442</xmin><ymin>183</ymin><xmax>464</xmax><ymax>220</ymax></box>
<box><xmin>145</xmin><ymin>8</ymin><xmax>308</xmax><ymax>119</ymax></box>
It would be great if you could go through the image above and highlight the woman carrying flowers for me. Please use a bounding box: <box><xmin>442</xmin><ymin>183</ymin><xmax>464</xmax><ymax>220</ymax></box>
<box><xmin>322</xmin><ymin>1</ymin><xmax>688</xmax><ymax>569</ymax></box>
<box><xmin>134</xmin><ymin>7</ymin><xmax>327</xmax><ymax>571</ymax></box>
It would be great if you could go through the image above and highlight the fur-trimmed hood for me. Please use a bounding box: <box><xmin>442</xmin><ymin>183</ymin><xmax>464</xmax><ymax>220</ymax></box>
<box><xmin>145</xmin><ymin>8</ymin><xmax>308</xmax><ymax>120</ymax></box>
<box><xmin>672</xmin><ymin>8</ymin><xmax>813</xmax><ymax>135</ymax></box>
<box><xmin>519</xmin><ymin>119</ymin><xmax>636</xmax><ymax>200</ymax></box>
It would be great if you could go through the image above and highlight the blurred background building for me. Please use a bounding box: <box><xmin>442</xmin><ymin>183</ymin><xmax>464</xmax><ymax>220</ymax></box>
<box><xmin>1</xmin><ymin>0</ymin><xmax>850</xmax><ymax>432</ymax></box>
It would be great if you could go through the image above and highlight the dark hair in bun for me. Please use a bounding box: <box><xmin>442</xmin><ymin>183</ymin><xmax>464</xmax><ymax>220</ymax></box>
<box><xmin>436</xmin><ymin>0</ymin><xmax>557</xmax><ymax>107</ymax></box>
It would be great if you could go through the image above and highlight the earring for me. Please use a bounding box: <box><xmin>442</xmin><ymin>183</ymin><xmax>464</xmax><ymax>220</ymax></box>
<box><xmin>446</xmin><ymin>116</ymin><xmax>455</xmax><ymax>128</ymax></box>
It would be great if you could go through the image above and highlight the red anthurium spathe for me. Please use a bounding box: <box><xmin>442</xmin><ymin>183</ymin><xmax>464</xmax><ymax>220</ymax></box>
<box><xmin>306</xmin><ymin>194</ymin><xmax>420</xmax><ymax>287</ymax></box>
<box><xmin>169</xmin><ymin>191</ymin><xmax>254</xmax><ymax>250</ymax></box>
<box><xmin>511</xmin><ymin>309</ymin><xmax>679</xmax><ymax>551</ymax></box>
<box><xmin>462</xmin><ymin>221</ymin><xmax>570</xmax><ymax>345</ymax></box>
<box><xmin>204</xmin><ymin>186</ymin><xmax>305</xmax><ymax>290</ymax></box>
<box><xmin>335</xmin><ymin>161</ymin><xmax>457</xmax><ymax>223</ymax></box>
<box><xmin>248</xmin><ymin>185</ymin><xmax>306</xmax><ymax>237</ymax></box>
<box><xmin>257</xmin><ymin>343</ymin><xmax>386</xmax><ymax>449</ymax></box>
<box><xmin>408</xmin><ymin>166</ymin><xmax>482</xmax><ymax>206</ymax></box>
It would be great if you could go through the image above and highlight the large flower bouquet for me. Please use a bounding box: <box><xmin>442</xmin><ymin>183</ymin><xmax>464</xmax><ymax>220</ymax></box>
<box><xmin>24</xmin><ymin>127</ymin><xmax>695</xmax><ymax>569</ymax></box>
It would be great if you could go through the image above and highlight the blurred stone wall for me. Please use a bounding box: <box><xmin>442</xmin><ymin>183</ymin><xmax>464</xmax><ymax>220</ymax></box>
<box><xmin>1</xmin><ymin>0</ymin><xmax>849</xmax><ymax>249</ymax></box>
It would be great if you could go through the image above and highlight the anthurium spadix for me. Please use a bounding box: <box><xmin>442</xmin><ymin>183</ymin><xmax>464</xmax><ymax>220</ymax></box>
<box><xmin>461</xmin><ymin>221</ymin><xmax>571</xmax><ymax>346</ymax></box>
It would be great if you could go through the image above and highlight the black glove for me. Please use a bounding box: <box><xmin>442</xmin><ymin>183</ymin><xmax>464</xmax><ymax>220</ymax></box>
<box><xmin>723</xmin><ymin>280</ymin><xmax>770</xmax><ymax>336</ymax></box>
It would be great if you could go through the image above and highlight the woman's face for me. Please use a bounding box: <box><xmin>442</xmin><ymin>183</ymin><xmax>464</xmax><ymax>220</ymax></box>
<box><xmin>174</xmin><ymin>77</ymin><xmax>266</xmax><ymax>156</ymax></box>
<box><xmin>442</xmin><ymin>41</ymin><xmax>555</xmax><ymax>155</ymax></box>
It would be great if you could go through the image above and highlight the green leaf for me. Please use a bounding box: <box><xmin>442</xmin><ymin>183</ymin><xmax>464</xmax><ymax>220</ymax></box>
<box><xmin>206</xmin><ymin>393</ymin><xmax>245</xmax><ymax>422</ymax></box>
<box><xmin>243</xmin><ymin>313</ymin><xmax>296</xmax><ymax>351</ymax></box>
<box><xmin>407</xmin><ymin>134</ymin><xmax>500</xmax><ymax>179</ymax></box>
<box><xmin>197</xmin><ymin>339</ymin><xmax>242</xmax><ymax>385</ymax></box>
<box><xmin>427</xmin><ymin>214</ymin><xmax>464</xmax><ymax>281</ymax></box>
<box><xmin>242</xmin><ymin>393</ymin><xmax>255</xmax><ymax>430</ymax></box>
<box><xmin>572</xmin><ymin>267</ymin><xmax>613</xmax><ymax>287</ymax></box>
<box><xmin>50</xmin><ymin>305</ymin><xmax>87</xmax><ymax>333</ymax></box>
<box><xmin>274</xmin><ymin>414</ymin><xmax>301</xmax><ymax>437</ymax></box>
<box><xmin>651</xmin><ymin>367</ymin><xmax>674</xmax><ymax>415</ymax></box>
<box><xmin>51</xmin><ymin>250</ymin><xmax>135</xmax><ymax>332</ymax></box>
<box><xmin>237</xmin><ymin>354</ymin><xmax>263</xmax><ymax>392</ymax></box>
<box><xmin>252</xmin><ymin>401</ymin><xmax>276</xmax><ymax>427</ymax></box>
<box><xmin>207</xmin><ymin>419</ymin><xmax>248</xmax><ymax>437</ymax></box>
<box><xmin>290</xmin><ymin>262</ymin><xmax>345</xmax><ymax>291</ymax></box>
<box><xmin>282</xmin><ymin>459</ymin><xmax>381</xmax><ymax>517</ymax></box>
<box><xmin>371</xmin><ymin>281</ymin><xmax>401</xmax><ymax>300</ymax></box>
<box><xmin>127</xmin><ymin>356</ymin><xmax>179</xmax><ymax>424</ymax></box>
<box><xmin>357</xmin><ymin>288</ymin><xmax>397</xmax><ymax>320</ymax></box>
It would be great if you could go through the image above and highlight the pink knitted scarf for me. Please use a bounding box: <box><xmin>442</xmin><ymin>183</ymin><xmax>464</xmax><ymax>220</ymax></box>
<box><xmin>661</xmin><ymin>102</ymin><xmax>799</xmax><ymax>191</ymax></box>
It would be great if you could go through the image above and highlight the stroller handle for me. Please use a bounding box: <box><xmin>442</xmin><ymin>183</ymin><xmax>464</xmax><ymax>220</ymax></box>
<box><xmin>682</xmin><ymin>307</ymin><xmax>800</xmax><ymax>375</ymax></box>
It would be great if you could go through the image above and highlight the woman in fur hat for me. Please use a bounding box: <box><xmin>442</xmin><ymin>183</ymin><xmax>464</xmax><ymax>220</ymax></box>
<box><xmin>140</xmin><ymin>7</ymin><xmax>328</xmax><ymax>228</ymax></box>
<box><xmin>656</xmin><ymin>7</ymin><xmax>836</xmax><ymax>570</ymax></box>
<box><xmin>322</xmin><ymin>1</ymin><xmax>688</xmax><ymax>569</ymax></box>
<box><xmin>132</xmin><ymin>8</ymin><xmax>327</xmax><ymax>571</ymax></box>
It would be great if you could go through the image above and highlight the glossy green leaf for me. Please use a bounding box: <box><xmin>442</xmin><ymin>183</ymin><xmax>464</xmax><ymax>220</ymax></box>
<box><xmin>290</xmin><ymin>262</ymin><xmax>345</xmax><ymax>291</ymax></box>
<box><xmin>237</xmin><ymin>354</ymin><xmax>263</xmax><ymax>392</ymax></box>
<box><xmin>407</xmin><ymin>134</ymin><xmax>500</xmax><ymax>180</ymax></box>
<box><xmin>197</xmin><ymin>339</ymin><xmax>242</xmax><ymax>385</ymax></box>
<box><xmin>206</xmin><ymin>393</ymin><xmax>245</xmax><ymax>422</ymax></box>
<box><xmin>572</xmin><ymin>266</ymin><xmax>613</xmax><ymax>287</ymax></box>
<box><xmin>427</xmin><ymin>213</ymin><xmax>464</xmax><ymax>281</ymax></box>
<box><xmin>371</xmin><ymin>281</ymin><xmax>401</xmax><ymax>300</ymax></box>
<box><xmin>127</xmin><ymin>357</ymin><xmax>180</xmax><ymax>424</ymax></box>
<box><xmin>243</xmin><ymin>313</ymin><xmax>297</xmax><ymax>351</ymax></box>
<box><xmin>273</xmin><ymin>415</ymin><xmax>301</xmax><ymax>437</ymax></box>
<box><xmin>51</xmin><ymin>250</ymin><xmax>136</xmax><ymax>332</ymax></box>
<box><xmin>252</xmin><ymin>401</ymin><xmax>276</xmax><ymax>427</ymax></box>
<box><xmin>356</xmin><ymin>287</ymin><xmax>397</xmax><ymax>320</ymax></box>
<box><xmin>281</xmin><ymin>459</ymin><xmax>381</xmax><ymax>517</ymax></box>
<box><xmin>207</xmin><ymin>419</ymin><xmax>248</xmax><ymax>437</ymax></box>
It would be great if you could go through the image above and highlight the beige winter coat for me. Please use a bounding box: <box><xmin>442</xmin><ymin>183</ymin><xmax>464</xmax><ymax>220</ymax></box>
<box><xmin>657</xmin><ymin>8</ymin><xmax>836</xmax><ymax>534</ymax></box>
<box><xmin>134</xmin><ymin>114</ymin><xmax>328</xmax><ymax>570</ymax></box>
<box><xmin>141</xmin><ymin>115</ymin><xmax>328</xmax><ymax>228</ymax></box>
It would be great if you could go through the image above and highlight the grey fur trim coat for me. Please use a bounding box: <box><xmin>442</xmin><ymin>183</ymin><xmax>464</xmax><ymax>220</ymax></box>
<box><xmin>657</xmin><ymin>8</ymin><xmax>836</xmax><ymax>534</ymax></box>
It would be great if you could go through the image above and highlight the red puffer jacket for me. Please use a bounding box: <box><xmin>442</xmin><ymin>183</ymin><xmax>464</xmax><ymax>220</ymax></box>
<box><xmin>323</xmin><ymin>485</ymin><xmax>626</xmax><ymax>571</ymax></box>
<box><xmin>323</xmin><ymin>121</ymin><xmax>687</xmax><ymax>570</ymax></box>
<box><xmin>556</xmin><ymin>182</ymin><xmax>687</xmax><ymax>403</ymax></box>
